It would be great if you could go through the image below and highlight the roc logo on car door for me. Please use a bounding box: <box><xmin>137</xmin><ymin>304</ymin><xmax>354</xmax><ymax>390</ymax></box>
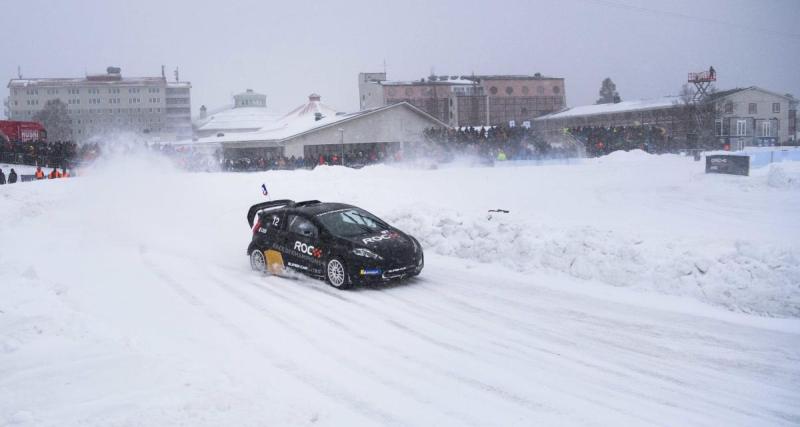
<box><xmin>294</xmin><ymin>241</ymin><xmax>322</xmax><ymax>258</ymax></box>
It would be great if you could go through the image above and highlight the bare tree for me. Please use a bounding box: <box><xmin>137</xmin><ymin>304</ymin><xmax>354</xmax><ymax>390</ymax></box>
<box><xmin>33</xmin><ymin>99</ymin><xmax>71</xmax><ymax>141</ymax></box>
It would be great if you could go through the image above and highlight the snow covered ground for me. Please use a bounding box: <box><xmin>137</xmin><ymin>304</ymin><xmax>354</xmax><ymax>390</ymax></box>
<box><xmin>1</xmin><ymin>151</ymin><xmax>799</xmax><ymax>426</ymax></box>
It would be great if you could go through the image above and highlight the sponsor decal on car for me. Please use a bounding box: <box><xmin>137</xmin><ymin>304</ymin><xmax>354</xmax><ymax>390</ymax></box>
<box><xmin>362</xmin><ymin>230</ymin><xmax>400</xmax><ymax>245</ymax></box>
<box><xmin>287</xmin><ymin>262</ymin><xmax>310</xmax><ymax>271</ymax></box>
<box><xmin>360</xmin><ymin>268</ymin><xmax>382</xmax><ymax>276</ymax></box>
<box><xmin>294</xmin><ymin>241</ymin><xmax>323</xmax><ymax>258</ymax></box>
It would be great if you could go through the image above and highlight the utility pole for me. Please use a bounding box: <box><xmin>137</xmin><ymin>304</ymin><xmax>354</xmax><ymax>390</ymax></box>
<box><xmin>338</xmin><ymin>128</ymin><xmax>345</xmax><ymax>166</ymax></box>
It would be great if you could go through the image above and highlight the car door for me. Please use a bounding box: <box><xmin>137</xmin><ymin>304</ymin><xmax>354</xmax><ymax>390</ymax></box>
<box><xmin>285</xmin><ymin>214</ymin><xmax>324</xmax><ymax>275</ymax></box>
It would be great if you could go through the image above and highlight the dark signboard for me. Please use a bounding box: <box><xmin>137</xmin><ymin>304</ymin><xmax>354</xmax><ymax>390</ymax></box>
<box><xmin>705</xmin><ymin>154</ymin><xmax>749</xmax><ymax>176</ymax></box>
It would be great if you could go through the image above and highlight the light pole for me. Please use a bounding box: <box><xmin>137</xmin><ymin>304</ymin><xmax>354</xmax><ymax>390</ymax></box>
<box><xmin>338</xmin><ymin>128</ymin><xmax>345</xmax><ymax>166</ymax></box>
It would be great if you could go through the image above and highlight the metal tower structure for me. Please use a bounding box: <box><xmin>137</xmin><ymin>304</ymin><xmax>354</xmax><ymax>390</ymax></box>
<box><xmin>687</xmin><ymin>67</ymin><xmax>717</xmax><ymax>103</ymax></box>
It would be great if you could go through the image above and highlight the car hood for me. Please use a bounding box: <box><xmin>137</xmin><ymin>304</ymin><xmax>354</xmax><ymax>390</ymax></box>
<box><xmin>346</xmin><ymin>229</ymin><xmax>417</xmax><ymax>259</ymax></box>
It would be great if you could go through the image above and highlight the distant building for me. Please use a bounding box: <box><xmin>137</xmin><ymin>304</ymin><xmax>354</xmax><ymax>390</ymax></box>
<box><xmin>535</xmin><ymin>86</ymin><xmax>797</xmax><ymax>149</ymax></box>
<box><xmin>234</xmin><ymin>88</ymin><xmax>266</xmax><ymax>108</ymax></box>
<box><xmin>6</xmin><ymin>66</ymin><xmax>192</xmax><ymax>141</ymax></box>
<box><xmin>712</xmin><ymin>87</ymin><xmax>795</xmax><ymax>148</ymax></box>
<box><xmin>189</xmin><ymin>94</ymin><xmax>448</xmax><ymax>161</ymax></box>
<box><xmin>358</xmin><ymin>72</ymin><xmax>566</xmax><ymax>127</ymax></box>
<box><xmin>194</xmin><ymin>88</ymin><xmax>281</xmax><ymax>138</ymax></box>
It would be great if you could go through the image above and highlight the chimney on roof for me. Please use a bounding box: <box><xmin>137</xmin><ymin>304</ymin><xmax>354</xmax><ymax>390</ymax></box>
<box><xmin>107</xmin><ymin>66</ymin><xmax>121</xmax><ymax>75</ymax></box>
<box><xmin>199</xmin><ymin>105</ymin><xmax>207</xmax><ymax>120</ymax></box>
<box><xmin>309</xmin><ymin>93</ymin><xmax>321</xmax><ymax>102</ymax></box>
<box><xmin>314</xmin><ymin>112</ymin><xmax>323</xmax><ymax>121</ymax></box>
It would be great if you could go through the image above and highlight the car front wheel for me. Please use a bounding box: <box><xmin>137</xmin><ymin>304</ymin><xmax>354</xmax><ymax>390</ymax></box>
<box><xmin>326</xmin><ymin>258</ymin><xmax>351</xmax><ymax>289</ymax></box>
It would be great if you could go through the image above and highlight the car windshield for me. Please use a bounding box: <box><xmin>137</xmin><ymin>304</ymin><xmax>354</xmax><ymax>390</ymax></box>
<box><xmin>317</xmin><ymin>208</ymin><xmax>390</xmax><ymax>237</ymax></box>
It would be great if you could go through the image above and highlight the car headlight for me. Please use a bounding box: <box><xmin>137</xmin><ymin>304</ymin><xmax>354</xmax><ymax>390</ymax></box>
<box><xmin>412</xmin><ymin>238</ymin><xmax>420</xmax><ymax>253</ymax></box>
<box><xmin>352</xmin><ymin>247</ymin><xmax>383</xmax><ymax>260</ymax></box>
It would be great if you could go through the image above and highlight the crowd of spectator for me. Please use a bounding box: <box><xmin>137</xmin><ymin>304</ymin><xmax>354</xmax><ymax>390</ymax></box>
<box><xmin>220</xmin><ymin>145</ymin><xmax>406</xmax><ymax>172</ymax></box>
<box><xmin>566</xmin><ymin>125</ymin><xmax>673</xmax><ymax>157</ymax></box>
<box><xmin>1</xmin><ymin>124</ymin><xmax>586</xmax><ymax>177</ymax></box>
<box><xmin>421</xmin><ymin>125</ymin><xmax>577</xmax><ymax>162</ymax></box>
<box><xmin>0</xmin><ymin>139</ymin><xmax>100</xmax><ymax>169</ymax></box>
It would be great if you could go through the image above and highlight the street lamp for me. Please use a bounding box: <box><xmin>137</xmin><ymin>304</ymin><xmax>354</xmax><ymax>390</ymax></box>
<box><xmin>338</xmin><ymin>128</ymin><xmax>345</xmax><ymax>166</ymax></box>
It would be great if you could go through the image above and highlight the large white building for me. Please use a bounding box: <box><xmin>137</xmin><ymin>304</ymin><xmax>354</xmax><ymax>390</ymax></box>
<box><xmin>189</xmin><ymin>93</ymin><xmax>449</xmax><ymax>161</ymax></box>
<box><xmin>5</xmin><ymin>66</ymin><xmax>192</xmax><ymax>141</ymax></box>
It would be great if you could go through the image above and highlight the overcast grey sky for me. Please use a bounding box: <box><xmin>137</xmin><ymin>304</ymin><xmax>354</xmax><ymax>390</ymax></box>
<box><xmin>4</xmin><ymin>0</ymin><xmax>798</xmax><ymax>115</ymax></box>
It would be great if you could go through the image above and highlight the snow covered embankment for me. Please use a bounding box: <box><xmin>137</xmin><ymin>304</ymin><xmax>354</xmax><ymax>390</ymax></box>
<box><xmin>390</xmin><ymin>206</ymin><xmax>799</xmax><ymax>317</ymax></box>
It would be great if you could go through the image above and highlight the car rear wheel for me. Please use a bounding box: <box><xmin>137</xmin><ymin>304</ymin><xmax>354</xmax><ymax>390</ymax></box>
<box><xmin>326</xmin><ymin>258</ymin><xmax>351</xmax><ymax>289</ymax></box>
<box><xmin>250</xmin><ymin>249</ymin><xmax>266</xmax><ymax>272</ymax></box>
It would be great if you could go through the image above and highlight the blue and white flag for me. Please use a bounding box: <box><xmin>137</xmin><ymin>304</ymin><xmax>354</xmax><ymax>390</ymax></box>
<box><xmin>261</xmin><ymin>183</ymin><xmax>268</xmax><ymax>197</ymax></box>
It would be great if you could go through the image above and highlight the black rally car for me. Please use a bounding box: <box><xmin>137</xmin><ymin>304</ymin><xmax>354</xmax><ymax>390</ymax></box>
<box><xmin>247</xmin><ymin>200</ymin><xmax>424</xmax><ymax>289</ymax></box>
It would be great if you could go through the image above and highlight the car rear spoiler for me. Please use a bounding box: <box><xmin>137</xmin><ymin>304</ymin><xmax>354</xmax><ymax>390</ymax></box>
<box><xmin>247</xmin><ymin>199</ymin><xmax>294</xmax><ymax>227</ymax></box>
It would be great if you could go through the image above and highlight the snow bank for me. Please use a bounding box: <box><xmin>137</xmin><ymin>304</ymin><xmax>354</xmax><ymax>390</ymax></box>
<box><xmin>389</xmin><ymin>207</ymin><xmax>800</xmax><ymax>316</ymax></box>
<box><xmin>767</xmin><ymin>162</ymin><xmax>800</xmax><ymax>189</ymax></box>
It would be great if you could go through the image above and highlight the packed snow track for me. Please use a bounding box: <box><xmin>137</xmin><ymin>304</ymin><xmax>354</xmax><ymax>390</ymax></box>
<box><xmin>1</xmin><ymin>153</ymin><xmax>798</xmax><ymax>426</ymax></box>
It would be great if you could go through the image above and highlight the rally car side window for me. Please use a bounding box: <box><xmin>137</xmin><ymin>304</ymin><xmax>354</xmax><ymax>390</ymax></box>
<box><xmin>287</xmin><ymin>215</ymin><xmax>318</xmax><ymax>238</ymax></box>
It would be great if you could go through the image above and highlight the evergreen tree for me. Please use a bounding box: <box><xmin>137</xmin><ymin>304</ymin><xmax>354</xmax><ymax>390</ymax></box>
<box><xmin>596</xmin><ymin>78</ymin><xmax>621</xmax><ymax>104</ymax></box>
<box><xmin>33</xmin><ymin>99</ymin><xmax>71</xmax><ymax>141</ymax></box>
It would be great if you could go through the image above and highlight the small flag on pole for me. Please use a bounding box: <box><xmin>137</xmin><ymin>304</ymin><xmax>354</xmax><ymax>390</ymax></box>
<box><xmin>261</xmin><ymin>183</ymin><xmax>268</xmax><ymax>197</ymax></box>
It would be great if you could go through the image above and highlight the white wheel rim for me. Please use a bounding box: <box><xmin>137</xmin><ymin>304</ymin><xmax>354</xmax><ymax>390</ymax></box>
<box><xmin>251</xmin><ymin>250</ymin><xmax>266</xmax><ymax>272</ymax></box>
<box><xmin>327</xmin><ymin>260</ymin><xmax>345</xmax><ymax>287</ymax></box>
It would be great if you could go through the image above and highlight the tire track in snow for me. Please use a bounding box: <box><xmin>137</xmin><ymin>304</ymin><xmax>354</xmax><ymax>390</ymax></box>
<box><xmin>215</xmin><ymin>271</ymin><xmax>591</xmax><ymax>421</ymax></box>
<box><xmin>246</xmin><ymin>273</ymin><xmax>680</xmax><ymax>424</ymax></box>
<box><xmin>142</xmin><ymin>256</ymin><xmax>402</xmax><ymax>426</ymax></box>
<box><xmin>204</xmin><ymin>270</ymin><xmax>488</xmax><ymax>427</ymax></box>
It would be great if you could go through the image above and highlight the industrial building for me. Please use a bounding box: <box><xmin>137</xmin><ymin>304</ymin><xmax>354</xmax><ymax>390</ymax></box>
<box><xmin>358</xmin><ymin>72</ymin><xmax>566</xmax><ymax>128</ymax></box>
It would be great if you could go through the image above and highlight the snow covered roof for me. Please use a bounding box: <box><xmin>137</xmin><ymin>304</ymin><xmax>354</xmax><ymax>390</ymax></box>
<box><xmin>195</xmin><ymin>107</ymin><xmax>282</xmax><ymax>132</ymax></box>
<box><xmin>536</xmin><ymin>96</ymin><xmax>681</xmax><ymax>120</ymax></box>
<box><xmin>8</xmin><ymin>77</ymin><xmax>170</xmax><ymax>87</ymax></box>
<box><xmin>381</xmin><ymin>79</ymin><xmax>477</xmax><ymax>86</ymax></box>
<box><xmin>185</xmin><ymin>101</ymin><xmax>447</xmax><ymax>146</ymax></box>
<box><xmin>280</xmin><ymin>94</ymin><xmax>340</xmax><ymax>122</ymax></box>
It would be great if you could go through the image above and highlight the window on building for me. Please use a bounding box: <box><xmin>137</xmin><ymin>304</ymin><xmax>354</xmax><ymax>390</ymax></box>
<box><xmin>748</xmin><ymin>103</ymin><xmax>757</xmax><ymax>114</ymax></box>
<box><xmin>724</xmin><ymin>102</ymin><xmax>733</xmax><ymax>113</ymax></box>
<box><xmin>505</xmin><ymin>86</ymin><xmax>513</xmax><ymax>95</ymax></box>
<box><xmin>490</xmin><ymin>86</ymin><xmax>498</xmax><ymax>95</ymax></box>
<box><xmin>760</xmin><ymin>121</ymin><xmax>772</xmax><ymax>137</ymax></box>
<box><xmin>553</xmin><ymin>86</ymin><xmax>561</xmax><ymax>94</ymax></box>
<box><xmin>773</xmin><ymin>103</ymin><xmax>780</xmax><ymax>113</ymax></box>
<box><xmin>736</xmin><ymin>119</ymin><xmax>747</xmax><ymax>136</ymax></box>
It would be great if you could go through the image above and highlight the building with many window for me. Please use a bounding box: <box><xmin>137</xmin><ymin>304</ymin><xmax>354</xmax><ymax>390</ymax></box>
<box><xmin>712</xmin><ymin>87</ymin><xmax>795</xmax><ymax>148</ymax></box>
<box><xmin>358</xmin><ymin>72</ymin><xmax>566</xmax><ymax>127</ymax></box>
<box><xmin>5</xmin><ymin>66</ymin><xmax>192</xmax><ymax>141</ymax></box>
<box><xmin>535</xmin><ymin>86</ymin><xmax>796</xmax><ymax>149</ymax></box>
